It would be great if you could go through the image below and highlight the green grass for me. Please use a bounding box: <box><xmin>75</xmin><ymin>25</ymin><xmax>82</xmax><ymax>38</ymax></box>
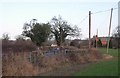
<box><xmin>74</xmin><ymin>48</ymin><xmax>118</xmax><ymax>76</ymax></box>
<box><xmin>98</xmin><ymin>48</ymin><xmax>118</xmax><ymax>57</ymax></box>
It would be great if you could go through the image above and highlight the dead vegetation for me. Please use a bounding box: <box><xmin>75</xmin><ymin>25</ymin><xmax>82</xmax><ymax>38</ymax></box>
<box><xmin>2</xmin><ymin>47</ymin><xmax>103</xmax><ymax>76</ymax></box>
<box><xmin>103</xmin><ymin>54</ymin><xmax>113</xmax><ymax>60</ymax></box>
<box><xmin>2</xmin><ymin>52</ymin><xmax>39</xmax><ymax>76</ymax></box>
<box><xmin>2</xmin><ymin>40</ymin><xmax>36</xmax><ymax>53</ymax></box>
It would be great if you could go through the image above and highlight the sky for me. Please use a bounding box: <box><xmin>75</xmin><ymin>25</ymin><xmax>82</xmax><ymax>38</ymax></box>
<box><xmin>0</xmin><ymin>0</ymin><xmax>119</xmax><ymax>40</ymax></box>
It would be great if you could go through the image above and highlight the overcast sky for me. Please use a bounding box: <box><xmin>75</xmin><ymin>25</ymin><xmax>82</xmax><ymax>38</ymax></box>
<box><xmin>0</xmin><ymin>0</ymin><xmax>119</xmax><ymax>40</ymax></box>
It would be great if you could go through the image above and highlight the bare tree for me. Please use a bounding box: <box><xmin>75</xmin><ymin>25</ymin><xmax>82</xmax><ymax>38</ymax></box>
<box><xmin>50</xmin><ymin>15</ymin><xmax>81</xmax><ymax>46</ymax></box>
<box><xmin>2</xmin><ymin>33</ymin><xmax>10</xmax><ymax>40</ymax></box>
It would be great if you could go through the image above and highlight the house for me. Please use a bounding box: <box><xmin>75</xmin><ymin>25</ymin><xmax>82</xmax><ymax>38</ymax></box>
<box><xmin>99</xmin><ymin>37</ymin><xmax>108</xmax><ymax>46</ymax></box>
<box><xmin>92</xmin><ymin>35</ymin><xmax>113</xmax><ymax>47</ymax></box>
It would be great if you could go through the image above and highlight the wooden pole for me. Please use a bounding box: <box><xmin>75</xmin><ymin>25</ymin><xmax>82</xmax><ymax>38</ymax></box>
<box><xmin>107</xmin><ymin>8</ymin><xmax>113</xmax><ymax>53</ymax></box>
<box><xmin>89</xmin><ymin>11</ymin><xmax>91</xmax><ymax>49</ymax></box>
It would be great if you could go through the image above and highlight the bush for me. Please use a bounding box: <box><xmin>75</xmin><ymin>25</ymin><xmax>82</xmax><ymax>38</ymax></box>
<box><xmin>70</xmin><ymin>40</ymin><xmax>80</xmax><ymax>48</ymax></box>
<box><xmin>2</xmin><ymin>40</ymin><xmax>36</xmax><ymax>53</ymax></box>
<box><xmin>94</xmin><ymin>39</ymin><xmax>102</xmax><ymax>47</ymax></box>
<box><xmin>97</xmin><ymin>39</ymin><xmax>102</xmax><ymax>47</ymax></box>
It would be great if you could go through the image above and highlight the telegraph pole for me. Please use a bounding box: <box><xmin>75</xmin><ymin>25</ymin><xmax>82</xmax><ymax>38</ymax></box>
<box><xmin>89</xmin><ymin>11</ymin><xmax>91</xmax><ymax>49</ymax></box>
<box><xmin>107</xmin><ymin>8</ymin><xmax>113</xmax><ymax>53</ymax></box>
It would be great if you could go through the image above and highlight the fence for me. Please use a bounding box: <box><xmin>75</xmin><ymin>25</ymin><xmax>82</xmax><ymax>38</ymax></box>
<box><xmin>2</xmin><ymin>48</ymin><xmax>91</xmax><ymax>66</ymax></box>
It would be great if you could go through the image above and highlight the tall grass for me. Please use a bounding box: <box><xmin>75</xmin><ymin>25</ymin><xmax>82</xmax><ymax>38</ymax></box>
<box><xmin>98</xmin><ymin>48</ymin><xmax>118</xmax><ymax>57</ymax></box>
<box><xmin>2</xmin><ymin>47</ymin><xmax>103</xmax><ymax>76</ymax></box>
<box><xmin>2</xmin><ymin>52</ymin><xmax>39</xmax><ymax>76</ymax></box>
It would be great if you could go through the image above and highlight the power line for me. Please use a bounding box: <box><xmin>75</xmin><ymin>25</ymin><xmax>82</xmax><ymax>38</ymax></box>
<box><xmin>79</xmin><ymin>3</ymin><xmax>118</xmax><ymax>39</ymax></box>
<box><xmin>113</xmin><ymin>7</ymin><xmax>119</xmax><ymax>10</ymax></box>
<box><xmin>96</xmin><ymin>11</ymin><xmax>110</xmax><ymax>32</ymax></box>
<box><xmin>91</xmin><ymin>2</ymin><xmax>119</xmax><ymax>14</ymax></box>
<box><xmin>113</xmin><ymin>2</ymin><xmax>118</xmax><ymax>8</ymax></box>
<box><xmin>91</xmin><ymin>9</ymin><xmax>111</xmax><ymax>14</ymax></box>
<box><xmin>91</xmin><ymin>7</ymin><xmax>118</xmax><ymax>15</ymax></box>
<box><xmin>79</xmin><ymin>15</ymin><xmax>88</xmax><ymax>24</ymax></box>
<box><xmin>79</xmin><ymin>4</ymin><xmax>119</xmax><ymax>24</ymax></box>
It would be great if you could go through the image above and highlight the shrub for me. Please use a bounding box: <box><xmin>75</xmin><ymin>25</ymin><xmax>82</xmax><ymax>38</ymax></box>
<box><xmin>2</xmin><ymin>40</ymin><xmax>36</xmax><ymax>53</ymax></box>
<box><xmin>2</xmin><ymin>52</ymin><xmax>39</xmax><ymax>76</ymax></box>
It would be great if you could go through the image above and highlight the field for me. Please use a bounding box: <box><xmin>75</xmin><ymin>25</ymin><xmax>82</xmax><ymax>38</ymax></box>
<box><xmin>74</xmin><ymin>48</ymin><xmax>118</xmax><ymax>76</ymax></box>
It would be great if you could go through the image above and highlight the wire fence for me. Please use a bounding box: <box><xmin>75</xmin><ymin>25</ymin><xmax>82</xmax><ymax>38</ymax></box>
<box><xmin>2</xmin><ymin>47</ymin><xmax>90</xmax><ymax>66</ymax></box>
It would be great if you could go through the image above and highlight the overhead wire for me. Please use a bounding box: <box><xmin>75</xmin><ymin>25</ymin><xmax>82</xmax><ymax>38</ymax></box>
<box><xmin>78</xmin><ymin>2</ymin><xmax>119</xmax><ymax>39</ymax></box>
<box><xmin>91</xmin><ymin>3</ymin><xmax>118</xmax><ymax>37</ymax></box>
<box><xmin>91</xmin><ymin>9</ymin><xmax>111</xmax><ymax>14</ymax></box>
<box><xmin>79</xmin><ymin>4</ymin><xmax>118</xmax><ymax>24</ymax></box>
<box><xmin>91</xmin><ymin>7</ymin><xmax>118</xmax><ymax>15</ymax></box>
<box><xmin>113</xmin><ymin>2</ymin><xmax>118</xmax><ymax>8</ymax></box>
<box><xmin>79</xmin><ymin>15</ymin><xmax>88</xmax><ymax>24</ymax></box>
<box><xmin>78</xmin><ymin>2</ymin><xmax>119</xmax><ymax>25</ymax></box>
<box><xmin>76</xmin><ymin>15</ymin><xmax>88</xmax><ymax>39</ymax></box>
<box><xmin>96</xmin><ymin>11</ymin><xmax>110</xmax><ymax>35</ymax></box>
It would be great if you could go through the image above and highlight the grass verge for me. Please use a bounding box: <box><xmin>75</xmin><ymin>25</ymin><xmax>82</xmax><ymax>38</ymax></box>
<box><xmin>74</xmin><ymin>48</ymin><xmax>118</xmax><ymax>76</ymax></box>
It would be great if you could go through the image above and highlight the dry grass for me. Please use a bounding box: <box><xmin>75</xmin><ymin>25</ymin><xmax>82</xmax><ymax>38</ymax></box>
<box><xmin>2</xmin><ymin>52</ymin><xmax>39</xmax><ymax>76</ymax></box>
<box><xmin>2</xmin><ymin>47</ymin><xmax>103</xmax><ymax>76</ymax></box>
<box><xmin>39</xmin><ymin>48</ymin><xmax>103</xmax><ymax>71</ymax></box>
<box><xmin>103</xmin><ymin>54</ymin><xmax>113</xmax><ymax>60</ymax></box>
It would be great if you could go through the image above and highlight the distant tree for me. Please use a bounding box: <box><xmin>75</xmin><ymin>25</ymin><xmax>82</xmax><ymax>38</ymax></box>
<box><xmin>50</xmin><ymin>15</ymin><xmax>81</xmax><ymax>46</ymax></box>
<box><xmin>15</xmin><ymin>35</ymin><xmax>25</xmax><ymax>41</ymax></box>
<box><xmin>94</xmin><ymin>40</ymin><xmax>96</xmax><ymax>47</ymax></box>
<box><xmin>112</xmin><ymin>26</ymin><xmax>120</xmax><ymax>38</ymax></box>
<box><xmin>2</xmin><ymin>33</ymin><xmax>10</xmax><ymax>40</ymax></box>
<box><xmin>112</xmin><ymin>26</ymin><xmax>120</xmax><ymax>48</ymax></box>
<box><xmin>109</xmin><ymin>38</ymin><xmax>112</xmax><ymax>48</ymax></box>
<box><xmin>97</xmin><ymin>39</ymin><xmax>102</xmax><ymax>47</ymax></box>
<box><xmin>2</xmin><ymin>33</ymin><xmax>11</xmax><ymax>52</ymax></box>
<box><xmin>70</xmin><ymin>39</ymin><xmax>80</xmax><ymax>48</ymax></box>
<box><xmin>22</xmin><ymin>19</ymin><xmax>51</xmax><ymax>47</ymax></box>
